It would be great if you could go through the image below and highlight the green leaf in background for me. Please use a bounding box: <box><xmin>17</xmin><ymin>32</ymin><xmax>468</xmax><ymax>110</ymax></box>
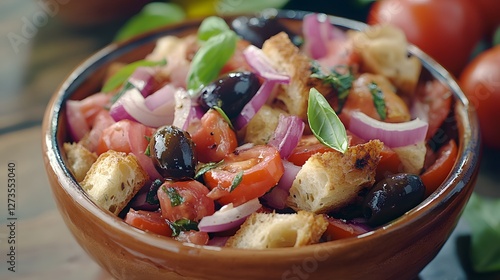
<box><xmin>464</xmin><ymin>193</ymin><xmax>500</xmax><ymax>272</ymax></box>
<box><xmin>102</xmin><ymin>59</ymin><xmax>166</xmax><ymax>93</ymax></box>
<box><xmin>186</xmin><ymin>30</ymin><xmax>237</xmax><ymax>93</ymax></box>
<box><xmin>197</xmin><ymin>16</ymin><xmax>230</xmax><ymax>42</ymax></box>
<box><xmin>215</xmin><ymin>0</ymin><xmax>289</xmax><ymax>15</ymax></box>
<box><xmin>307</xmin><ymin>88</ymin><xmax>349</xmax><ymax>154</ymax></box>
<box><xmin>493</xmin><ymin>26</ymin><xmax>500</xmax><ymax>47</ymax></box>
<box><xmin>114</xmin><ymin>2</ymin><xmax>186</xmax><ymax>42</ymax></box>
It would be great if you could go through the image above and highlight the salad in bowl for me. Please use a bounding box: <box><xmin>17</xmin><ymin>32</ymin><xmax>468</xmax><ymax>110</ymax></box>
<box><xmin>42</xmin><ymin>9</ymin><xmax>480</xmax><ymax>279</ymax></box>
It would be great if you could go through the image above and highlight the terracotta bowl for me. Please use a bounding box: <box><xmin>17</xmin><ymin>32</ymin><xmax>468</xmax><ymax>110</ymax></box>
<box><xmin>42</xmin><ymin>10</ymin><xmax>481</xmax><ymax>280</ymax></box>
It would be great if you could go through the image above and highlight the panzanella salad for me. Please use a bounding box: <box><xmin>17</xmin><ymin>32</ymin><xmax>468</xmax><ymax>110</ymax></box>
<box><xmin>63</xmin><ymin>14</ymin><xmax>457</xmax><ymax>248</ymax></box>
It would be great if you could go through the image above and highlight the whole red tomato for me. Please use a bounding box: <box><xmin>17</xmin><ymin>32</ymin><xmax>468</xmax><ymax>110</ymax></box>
<box><xmin>475</xmin><ymin>0</ymin><xmax>500</xmax><ymax>35</ymax></box>
<box><xmin>459</xmin><ymin>45</ymin><xmax>500</xmax><ymax>150</ymax></box>
<box><xmin>367</xmin><ymin>0</ymin><xmax>484</xmax><ymax>76</ymax></box>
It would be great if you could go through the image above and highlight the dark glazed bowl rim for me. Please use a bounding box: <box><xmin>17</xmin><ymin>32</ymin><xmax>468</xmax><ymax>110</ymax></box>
<box><xmin>43</xmin><ymin>9</ymin><xmax>481</xmax><ymax>258</ymax></box>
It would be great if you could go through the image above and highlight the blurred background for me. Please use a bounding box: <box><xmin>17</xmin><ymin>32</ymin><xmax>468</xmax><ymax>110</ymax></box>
<box><xmin>0</xmin><ymin>0</ymin><xmax>499</xmax><ymax>279</ymax></box>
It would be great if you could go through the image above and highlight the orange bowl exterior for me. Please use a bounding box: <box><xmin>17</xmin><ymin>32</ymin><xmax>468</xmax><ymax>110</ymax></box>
<box><xmin>42</xmin><ymin>10</ymin><xmax>481</xmax><ymax>280</ymax></box>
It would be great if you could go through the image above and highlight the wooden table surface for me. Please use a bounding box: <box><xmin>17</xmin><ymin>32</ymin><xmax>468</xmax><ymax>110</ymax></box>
<box><xmin>0</xmin><ymin>1</ymin><xmax>499</xmax><ymax>279</ymax></box>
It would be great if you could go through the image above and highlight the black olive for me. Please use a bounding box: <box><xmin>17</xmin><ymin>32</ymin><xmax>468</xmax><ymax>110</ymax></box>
<box><xmin>362</xmin><ymin>173</ymin><xmax>425</xmax><ymax>227</ymax></box>
<box><xmin>231</xmin><ymin>16</ymin><xmax>302</xmax><ymax>48</ymax></box>
<box><xmin>199</xmin><ymin>72</ymin><xmax>260</xmax><ymax>119</ymax></box>
<box><xmin>149</xmin><ymin>126</ymin><xmax>197</xmax><ymax>179</ymax></box>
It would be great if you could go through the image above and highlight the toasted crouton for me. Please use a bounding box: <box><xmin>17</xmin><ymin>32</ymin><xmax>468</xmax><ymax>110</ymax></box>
<box><xmin>225</xmin><ymin>211</ymin><xmax>328</xmax><ymax>249</ymax></box>
<box><xmin>262</xmin><ymin>32</ymin><xmax>312</xmax><ymax>119</ymax></box>
<box><xmin>349</xmin><ymin>24</ymin><xmax>421</xmax><ymax>96</ymax></box>
<box><xmin>244</xmin><ymin>104</ymin><xmax>288</xmax><ymax>145</ymax></box>
<box><xmin>80</xmin><ymin>150</ymin><xmax>149</xmax><ymax>215</ymax></box>
<box><xmin>392</xmin><ymin>141</ymin><xmax>426</xmax><ymax>174</ymax></box>
<box><xmin>287</xmin><ymin>140</ymin><xmax>384</xmax><ymax>214</ymax></box>
<box><xmin>63</xmin><ymin>142</ymin><xmax>98</xmax><ymax>182</ymax></box>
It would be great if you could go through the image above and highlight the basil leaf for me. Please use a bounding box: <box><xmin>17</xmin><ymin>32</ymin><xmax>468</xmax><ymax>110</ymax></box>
<box><xmin>186</xmin><ymin>31</ymin><xmax>237</xmax><ymax>93</ymax></box>
<box><xmin>368</xmin><ymin>82</ymin><xmax>387</xmax><ymax>120</ymax></box>
<box><xmin>464</xmin><ymin>193</ymin><xmax>500</xmax><ymax>272</ymax></box>
<box><xmin>213</xmin><ymin>106</ymin><xmax>234</xmax><ymax>130</ymax></box>
<box><xmin>145</xmin><ymin>179</ymin><xmax>163</xmax><ymax>205</ymax></box>
<box><xmin>230</xmin><ymin>170</ymin><xmax>244</xmax><ymax>192</ymax></box>
<box><xmin>162</xmin><ymin>186</ymin><xmax>184</xmax><ymax>207</ymax></box>
<box><xmin>168</xmin><ymin>219</ymin><xmax>199</xmax><ymax>237</ymax></box>
<box><xmin>194</xmin><ymin>160</ymin><xmax>224</xmax><ymax>179</ymax></box>
<box><xmin>102</xmin><ymin>59</ymin><xmax>166</xmax><ymax>93</ymax></box>
<box><xmin>198</xmin><ymin>16</ymin><xmax>230</xmax><ymax>42</ymax></box>
<box><xmin>215</xmin><ymin>0</ymin><xmax>289</xmax><ymax>15</ymax></box>
<box><xmin>114</xmin><ymin>3</ymin><xmax>185</xmax><ymax>42</ymax></box>
<box><xmin>307</xmin><ymin>88</ymin><xmax>348</xmax><ymax>154</ymax></box>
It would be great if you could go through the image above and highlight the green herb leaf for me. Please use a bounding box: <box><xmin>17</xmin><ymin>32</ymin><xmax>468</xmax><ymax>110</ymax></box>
<box><xmin>168</xmin><ymin>219</ymin><xmax>199</xmax><ymax>237</ymax></box>
<box><xmin>307</xmin><ymin>88</ymin><xmax>349</xmax><ymax>154</ymax></box>
<box><xmin>194</xmin><ymin>160</ymin><xmax>224</xmax><ymax>179</ymax></box>
<box><xmin>145</xmin><ymin>179</ymin><xmax>163</xmax><ymax>205</ymax></box>
<box><xmin>230</xmin><ymin>170</ymin><xmax>244</xmax><ymax>192</ymax></box>
<box><xmin>367</xmin><ymin>82</ymin><xmax>387</xmax><ymax>120</ymax></box>
<box><xmin>114</xmin><ymin>3</ymin><xmax>186</xmax><ymax>42</ymax></box>
<box><xmin>197</xmin><ymin>16</ymin><xmax>230</xmax><ymax>42</ymax></box>
<box><xmin>215</xmin><ymin>0</ymin><xmax>289</xmax><ymax>15</ymax></box>
<box><xmin>163</xmin><ymin>186</ymin><xmax>184</xmax><ymax>207</ymax></box>
<box><xmin>213</xmin><ymin>106</ymin><xmax>234</xmax><ymax>130</ymax></box>
<box><xmin>186</xmin><ymin>30</ymin><xmax>237</xmax><ymax>93</ymax></box>
<box><xmin>144</xmin><ymin>135</ymin><xmax>151</xmax><ymax>156</ymax></box>
<box><xmin>310</xmin><ymin>62</ymin><xmax>354</xmax><ymax>114</ymax></box>
<box><xmin>464</xmin><ymin>193</ymin><xmax>500</xmax><ymax>272</ymax></box>
<box><xmin>102</xmin><ymin>59</ymin><xmax>166</xmax><ymax>93</ymax></box>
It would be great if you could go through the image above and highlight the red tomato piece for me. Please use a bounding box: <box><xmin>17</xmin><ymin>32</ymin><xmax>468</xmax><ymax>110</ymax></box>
<box><xmin>421</xmin><ymin>139</ymin><xmax>458</xmax><ymax>197</ymax></box>
<box><xmin>367</xmin><ymin>0</ymin><xmax>484</xmax><ymax>75</ymax></box>
<box><xmin>413</xmin><ymin>80</ymin><xmax>452</xmax><ymax>140</ymax></box>
<box><xmin>323</xmin><ymin>217</ymin><xmax>368</xmax><ymax>241</ymax></box>
<box><xmin>459</xmin><ymin>45</ymin><xmax>500</xmax><ymax>150</ymax></box>
<box><xmin>157</xmin><ymin>179</ymin><xmax>215</xmax><ymax>222</ymax></box>
<box><xmin>288</xmin><ymin>135</ymin><xmax>334</xmax><ymax>166</ymax></box>
<box><xmin>191</xmin><ymin>109</ymin><xmax>238</xmax><ymax>163</ymax></box>
<box><xmin>124</xmin><ymin>209</ymin><xmax>172</xmax><ymax>237</ymax></box>
<box><xmin>203</xmin><ymin>145</ymin><xmax>284</xmax><ymax>206</ymax></box>
<box><xmin>174</xmin><ymin>230</ymin><xmax>209</xmax><ymax>245</ymax></box>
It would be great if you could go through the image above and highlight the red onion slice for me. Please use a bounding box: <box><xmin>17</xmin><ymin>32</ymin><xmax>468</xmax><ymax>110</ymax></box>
<box><xmin>198</xmin><ymin>198</ymin><xmax>261</xmax><ymax>232</ymax></box>
<box><xmin>144</xmin><ymin>84</ymin><xmax>176</xmax><ymax>111</ymax></box>
<box><xmin>349</xmin><ymin>111</ymin><xmax>428</xmax><ymax>148</ymax></box>
<box><xmin>129</xmin><ymin>66</ymin><xmax>156</xmax><ymax>96</ymax></box>
<box><xmin>172</xmin><ymin>88</ymin><xmax>192</xmax><ymax>130</ymax></box>
<box><xmin>261</xmin><ymin>160</ymin><xmax>301</xmax><ymax>209</ymax></box>
<box><xmin>268</xmin><ymin>114</ymin><xmax>305</xmax><ymax>159</ymax></box>
<box><xmin>120</xmin><ymin>88</ymin><xmax>174</xmax><ymax>128</ymax></box>
<box><xmin>66</xmin><ymin>100</ymin><xmax>90</xmax><ymax>142</ymax></box>
<box><xmin>243</xmin><ymin>45</ymin><xmax>290</xmax><ymax>84</ymax></box>
<box><xmin>303</xmin><ymin>13</ymin><xmax>345</xmax><ymax>59</ymax></box>
<box><xmin>233</xmin><ymin>81</ymin><xmax>277</xmax><ymax>130</ymax></box>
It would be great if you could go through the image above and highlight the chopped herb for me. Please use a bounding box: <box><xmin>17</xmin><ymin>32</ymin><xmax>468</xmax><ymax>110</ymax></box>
<box><xmin>144</xmin><ymin>136</ymin><xmax>151</xmax><ymax>156</ymax></box>
<box><xmin>145</xmin><ymin>179</ymin><xmax>163</xmax><ymax>205</ymax></box>
<box><xmin>368</xmin><ymin>82</ymin><xmax>387</xmax><ymax>120</ymax></box>
<box><xmin>194</xmin><ymin>160</ymin><xmax>224</xmax><ymax>179</ymax></box>
<box><xmin>212</xmin><ymin>106</ymin><xmax>234</xmax><ymax>130</ymax></box>
<box><xmin>102</xmin><ymin>59</ymin><xmax>166</xmax><ymax>93</ymax></box>
<box><xmin>310</xmin><ymin>61</ymin><xmax>354</xmax><ymax>113</ymax></box>
<box><xmin>230</xmin><ymin>170</ymin><xmax>244</xmax><ymax>192</ymax></box>
<box><xmin>110</xmin><ymin>81</ymin><xmax>135</xmax><ymax>105</ymax></box>
<box><xmin>307</xmin><ymin>88</ymin><xmax>349</xmax><ymax>154</ymax></box>
<box><xmin>168</xmin><ymin>219</ymin><xmax>199</xmax><ymax>237</ymax></box>
<box><xmin>163</xmin><ymin>186</ymin><xmax>184</xmax><ymax>207</ymax></box>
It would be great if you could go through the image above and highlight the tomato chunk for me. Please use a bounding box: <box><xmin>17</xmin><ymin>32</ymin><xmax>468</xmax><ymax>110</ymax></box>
<box><xmin>420</xmin><ymin>139</ymin><xmax>458</xmax><ymax>197</ymax></box>
<box><xmin>124</xmin><ymin>209</ymin><xmax>172</xmax><ymax>237</ymax></box>
<box><xmin>191</xmin><ymin>109</ymin><xmax>238</xmax><ymax>163</ymax></box>
<box><xmin>323</xmin><ymin>217</ymin><xmax>369</xmax><ymax>241</ymax></box>
<box><xmin>288</xmin><ymin>135</ymin><xmax>334</xmax><ymax>166</ymax></box>
<box><xmin>204</xmin><ymin>145</ymin><xmax>284</xmax><ymax>206</ymax></box>
<box><xmin>157</xmin><ymin>179</ymin><xmax>215</xmax><ymax>222</ymax></box>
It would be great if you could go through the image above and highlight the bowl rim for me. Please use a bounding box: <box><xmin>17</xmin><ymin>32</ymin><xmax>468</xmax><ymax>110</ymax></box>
<box><xmin>43</xmin><ymin>8</ymin><xmax>481</xmax><ymax>258</ymax></box>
